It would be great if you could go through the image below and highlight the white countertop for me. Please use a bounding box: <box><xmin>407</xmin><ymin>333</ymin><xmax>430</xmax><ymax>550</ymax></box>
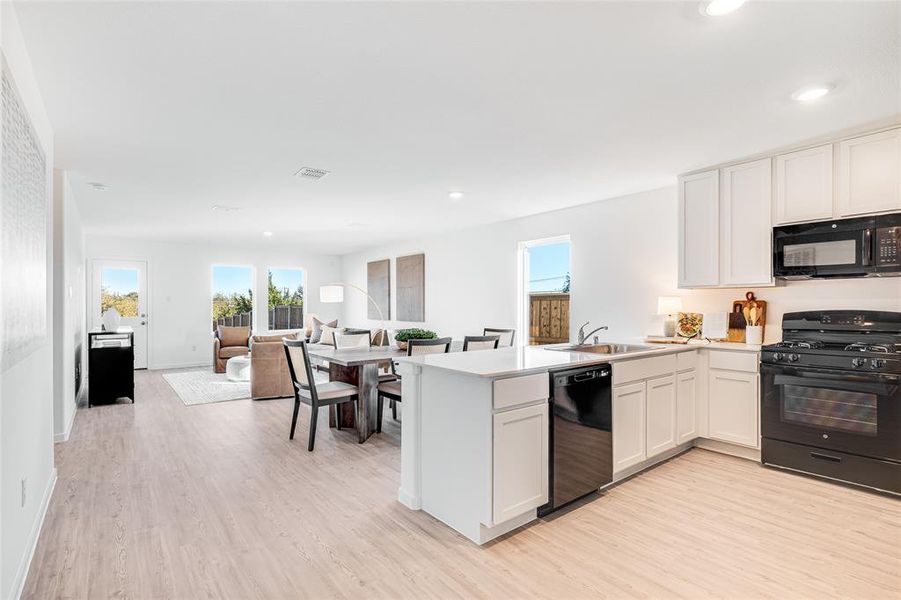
<box><xmin>397</xmin><ymin>340</ymin><xmax>761</xmax><ymax>378</ymax></box>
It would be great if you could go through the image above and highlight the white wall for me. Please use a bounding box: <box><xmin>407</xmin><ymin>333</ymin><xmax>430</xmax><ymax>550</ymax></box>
<box><xmin>1</xmin><ymin>3</ymin><xmax>57</xmax><ymax>598</ymax></box>
<box><xmin>52</xmin><ymin>170</ymin><xmax>84</xmax><ymax>442</ymax></box>
<box><xmin>339</xmin><ymin>186</ymin><xmax>900</xmax><ymax>344</ymax></box>
<box><xmin>84</xmin><ymin>235</ymin><xmax>343</xmax><ymax>370</ymax></box>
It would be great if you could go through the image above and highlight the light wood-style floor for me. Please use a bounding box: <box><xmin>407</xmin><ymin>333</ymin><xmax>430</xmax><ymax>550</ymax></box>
<box><xmin>24</xmin><ymin>369</ymin><xmax>901</xmax><ymax>599</ymax></box>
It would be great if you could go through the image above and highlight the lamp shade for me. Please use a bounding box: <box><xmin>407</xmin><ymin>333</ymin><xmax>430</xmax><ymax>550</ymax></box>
<box><xmin>657</xmin><ymin>296</ymin><xmax>683</xmax><ymax>315</ymax></box>
<box><xmin>319</xmin><ymin>284</ymin><xmax>345</xmax><ymax>303</ymax></box>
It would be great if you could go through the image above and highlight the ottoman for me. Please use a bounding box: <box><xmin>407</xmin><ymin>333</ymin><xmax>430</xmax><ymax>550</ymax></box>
<box><xmin>226</xmin><ymin>355</ymin><xmax>251</xmax><ymax>382</ymax></box>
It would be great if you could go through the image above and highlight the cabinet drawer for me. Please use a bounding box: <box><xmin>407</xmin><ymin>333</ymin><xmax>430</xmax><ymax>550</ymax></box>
<box><xmin>707</xmin><ymin>350</ymin><xmax>758</xmax><ymax>373</ymax></box>
<box><xmin>676</xmin><ymin>350</ymin><xmax>698</xmax><ymax>372</ymax></box>
<box><xmin>493</xmin><ymin>373</ymin><xmax>549</xmax><ymax>411</ymax></box>
<box><xmin>613</xmin><ymin>354</ymin><xmax>676</xmax><ymax>386</ymax></box>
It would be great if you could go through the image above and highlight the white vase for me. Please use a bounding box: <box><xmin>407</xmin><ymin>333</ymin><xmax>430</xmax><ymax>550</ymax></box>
<box><xmin>745</xmin><ymin>325</ymin><xmax>763</xmax><ymax>345</ymax></box>
<box><xmin>102</xmin><ymin>307</ymin><xmax>122</xmax><ymax>331</ymax></box>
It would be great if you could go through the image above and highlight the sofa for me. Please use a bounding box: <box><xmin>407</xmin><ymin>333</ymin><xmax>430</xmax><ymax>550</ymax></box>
<box><xmin>249</xmin><ymin>331</ymin><xmax>306</xmax><ymax>400</ymax></box>
<box><xmin>249</xmin><ymin>327</ymin><xmax>386</xmax><ymax>400</ymax></box>
<box><xmin>214</xmin><ymin>326</ymin><xmax>251</xmax><ymax>373</ymax></box>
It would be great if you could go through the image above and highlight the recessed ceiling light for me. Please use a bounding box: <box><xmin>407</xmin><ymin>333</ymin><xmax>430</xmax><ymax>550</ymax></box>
<box><xmin>448</xmin><ymin>191</ymin><xmax>464</xmax><ymax>201</ymax></box>
<box><xmin>791</xmin><ymin>85</ymin><xmax>833</xmax><ymax>102</ymax></box>
<box><xmin>262</xmin><ymin>231</ymin><xmax>273</xmax><ymax>237</ymax></box>
<box><xmin>211</xmin><ymin>205</ymin><xmax>242</xmax><ymax>212</ymax></box>
<box><xmin>700</xmin><ymin>0</ymin><xmax>746</xmax><ymax>17</ymax></box>
<box><xmin>88</xmin><ymin>182</ymin><xmax>108</xmax><ymax>191</ymax></box>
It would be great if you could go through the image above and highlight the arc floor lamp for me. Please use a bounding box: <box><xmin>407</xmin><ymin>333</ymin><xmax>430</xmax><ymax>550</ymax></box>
<box><xmin>319</xmin><ymin>283</ymin><xmax>387</xmax><ymax>343</ymax></box>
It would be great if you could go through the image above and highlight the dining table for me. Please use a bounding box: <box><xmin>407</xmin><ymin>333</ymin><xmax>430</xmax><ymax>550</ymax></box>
<box><xmin>305</xmin><ymin>345</ymin><xmax>407</xmax><ymax>443</ymax></box>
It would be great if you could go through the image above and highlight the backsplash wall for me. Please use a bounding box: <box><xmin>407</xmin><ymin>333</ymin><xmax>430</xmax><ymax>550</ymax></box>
<box><xmin>340</xmin><ymin>186</ymin><xmax>900</xmax><ymax>344</ymax></box>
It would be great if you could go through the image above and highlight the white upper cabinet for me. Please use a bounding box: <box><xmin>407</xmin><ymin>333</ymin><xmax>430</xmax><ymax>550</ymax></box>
<box><xmin>774</xmin><ymin>144</ymin><xmax>834</xmax><ymax>225</ymax></box>
<box><xmin>678</xmin><ymin>170</ymin><xmax>719</xmax><ymax>288</ymax></box>
<box><xmin>720</xmin><ymin>158</ymin><xmax>773</xmax><ymax>286</ymax></box>
<box><xmin>837</xmin><ymin>128</ymin><xmax>901</xmax><ymax>217</ymax></box>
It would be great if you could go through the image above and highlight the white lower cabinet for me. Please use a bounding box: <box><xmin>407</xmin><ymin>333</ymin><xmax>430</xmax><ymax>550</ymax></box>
<box><xmin>492</xmin><ymin>402</ymin><xmax>548</xmax><ymax>525</ymax></box>
<box><xmin>708</xmin><ymin>369</ymin><xmax>759</xmax><ymax>448</ymax></box>
<box><xmin>613</xmin><ymin>355</ymin><xmax>700</xmax><ymax>475</ymax></box>
<box><xmin>612</xmin><ymin>382</ymin><xmax>646</xmax><ymax>472</ymax></box>
<box><xmin>646</xmin><ymin>374</ymin><xmax>676</xmax><ymax>458</ymax></box>
<box><xmin>676</xmin><ymin>370</ymin><xmax>698</xmax><ymax>443</ymax></box>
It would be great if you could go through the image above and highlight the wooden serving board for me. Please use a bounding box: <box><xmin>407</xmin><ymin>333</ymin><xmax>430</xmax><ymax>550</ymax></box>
<box><xmin>728</xmin><ymin>292</ymin><xmax>767</xmax><ymax>343</ymax></box>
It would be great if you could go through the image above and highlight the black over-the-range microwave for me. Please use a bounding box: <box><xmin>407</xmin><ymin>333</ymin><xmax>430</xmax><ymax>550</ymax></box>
<box><xmin>773</xmin><ymin>212</ymin><xmax>901</xmax><ymax>279</ymax></box>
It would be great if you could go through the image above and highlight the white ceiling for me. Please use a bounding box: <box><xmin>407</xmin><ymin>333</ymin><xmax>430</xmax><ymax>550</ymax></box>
<box><xmin>15</xmin><ymin>1</ymin><xmax>901</xmax><ymax>254</ymax></box>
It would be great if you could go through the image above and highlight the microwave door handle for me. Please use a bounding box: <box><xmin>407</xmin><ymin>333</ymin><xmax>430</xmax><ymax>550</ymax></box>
<box><xmin>862</xmin><ymin>229</ymin><xmax>873</xmax><ymax>266</ymax></box>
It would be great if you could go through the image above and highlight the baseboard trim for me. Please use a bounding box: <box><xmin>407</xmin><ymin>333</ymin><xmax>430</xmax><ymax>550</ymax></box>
<box><xmin>612</xmin><ymin>441</ymin><xmax>695</xmax><ymax>483</ymax></box>
<box><xmin>54</xmin><ymin>398</ymin><xmax>78</xmax><ymax>443</ymax></box>
<box><xmin>10</xmin><ymin>467</ymin><xmax>57</xmax><ymax>600</ymax></box>
<box><xmin>693</xmin><ymin>437</ymin><xmax>761</xmax><ymax>462</ymax></box>
<box><xmin>149</xmin><ymin>360</ymin><xmax>212</xmax><ymax>371</ymax></box>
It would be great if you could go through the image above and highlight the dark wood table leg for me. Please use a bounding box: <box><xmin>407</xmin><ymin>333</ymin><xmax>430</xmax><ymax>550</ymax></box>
<box><xmin>356</xmin><ymin>363</ymin><xmax>379</xmax><ymax>443</ymax></box>
<box><xmin>328</xmin><ymin>363</ymin><xmax>378</xmax><ymax>442</ymax></box>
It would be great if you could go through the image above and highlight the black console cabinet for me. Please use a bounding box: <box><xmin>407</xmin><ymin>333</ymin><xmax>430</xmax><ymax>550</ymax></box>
<box><xmin>88</xmin><ymin>328</ymin><xmax>135</xmax><ymax>407</ymax></box>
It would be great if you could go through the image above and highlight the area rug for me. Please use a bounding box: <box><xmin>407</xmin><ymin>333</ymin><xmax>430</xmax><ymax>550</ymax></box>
<box><xmin>162</xmin><ymin>370</ymin><xmax>251</xmax><ymax>406</ymax></box>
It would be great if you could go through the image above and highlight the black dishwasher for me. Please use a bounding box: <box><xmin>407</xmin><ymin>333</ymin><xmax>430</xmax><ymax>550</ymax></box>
<box><xmin>539</xmin><ymin>364</ymin><xmax>613</xmax><ymax>516</ymax></box>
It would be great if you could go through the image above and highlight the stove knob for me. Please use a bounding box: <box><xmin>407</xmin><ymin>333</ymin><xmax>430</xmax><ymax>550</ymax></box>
<box><xmin>871</xmin><ymin>359</ymin><xmax>886</xmax><ymax>369</ymax></box>
<box><xmin>852</xmin><ymin>358</ymin><xmax>867</xmax><ymax>368</ymax></box>
<box><xmin>773</xmin><ymin>352</ymin><xmax>784</xmax><ymax>361</ymax></box>
<box><xmin>787</xmin><ymin>353</ymin><xmax>800</xmax><ymax>363</ymax></box>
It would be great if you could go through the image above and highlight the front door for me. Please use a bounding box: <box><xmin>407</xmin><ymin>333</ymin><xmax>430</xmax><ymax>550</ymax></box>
<box><xmin>91</xmin><ymin>260</ymin><xmax>148</xmax><ymax>369</ymax></box>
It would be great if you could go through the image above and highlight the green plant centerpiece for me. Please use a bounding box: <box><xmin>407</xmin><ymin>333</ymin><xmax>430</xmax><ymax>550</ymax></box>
<box><xmin>393</xmin><ymin>328</ymin><xmax>438</xmax><ymax>350</ymax></box>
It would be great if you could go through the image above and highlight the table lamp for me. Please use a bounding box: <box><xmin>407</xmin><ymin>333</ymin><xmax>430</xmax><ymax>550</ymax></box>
<box><xmin>657</xmin><ymin>296</ymin><xmax>683</xmax><ymax>338</ymax></box>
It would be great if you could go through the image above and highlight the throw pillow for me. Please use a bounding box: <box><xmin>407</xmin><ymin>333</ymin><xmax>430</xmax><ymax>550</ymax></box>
<box><xmin>310</xmin><ymin>317</ymin><xmax>338</xmax><ymax>343</ymax></box>
<box><xmin>319</xmin><ymin>326</ymin><xmax>345</xmax><ymax>346</ymax></box>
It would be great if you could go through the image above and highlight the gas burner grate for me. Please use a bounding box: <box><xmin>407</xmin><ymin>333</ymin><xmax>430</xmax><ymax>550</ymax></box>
<box><xmin>844</xmin><ymin>343</ymin><xmax>891</xmax><ymax>353</ymax></box>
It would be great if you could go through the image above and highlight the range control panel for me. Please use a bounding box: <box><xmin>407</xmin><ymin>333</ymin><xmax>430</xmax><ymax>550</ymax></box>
<box><xmin>876</xmin><ymin>225</ymin><xmax>900</xmax><ymax>266</ymax></box>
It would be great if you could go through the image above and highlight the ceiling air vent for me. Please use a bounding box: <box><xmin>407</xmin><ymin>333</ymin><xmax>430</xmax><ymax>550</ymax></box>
<box><xmin>294</xmin><ymin>167</ymin><xmax>330</xmax><ymax>180</ymax></box>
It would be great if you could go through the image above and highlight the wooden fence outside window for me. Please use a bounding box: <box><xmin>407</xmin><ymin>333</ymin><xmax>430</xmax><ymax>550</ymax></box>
<box><xmin>529</xmin><ymin>292</ymin><xmax>570</xmax><ymax>345</ymax></box>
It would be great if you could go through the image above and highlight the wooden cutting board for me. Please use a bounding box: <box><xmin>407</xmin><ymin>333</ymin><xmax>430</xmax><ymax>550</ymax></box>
<box><xmin>727</xmin><ymin>292</ymin><xmax>767</xmax><ymax>343</ymax></box>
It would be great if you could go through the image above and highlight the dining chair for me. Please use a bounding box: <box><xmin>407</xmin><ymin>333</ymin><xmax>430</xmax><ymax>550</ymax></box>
<box><xmin>484</xmin><ymin>327</ymin><xmax>516</xmax><ymax>347</ymax></box>
<box><xmin>283</xmin><ymin>339</ymin><xmax>359</xmax><ymax>451</ymax></box>
<box><xmin>463</xmin><ymin>335</ymin><xmax>500</xmax><ymax>351</ymax></box>
<box><xmin>376</xmin><ymin>337</ymin><xmax>452</xmax><ymax>432</ymax></box>
<box><xmin>334</xmin><ymin>330</ymin><xmax>372</xmax><ymax>349</ymax></box>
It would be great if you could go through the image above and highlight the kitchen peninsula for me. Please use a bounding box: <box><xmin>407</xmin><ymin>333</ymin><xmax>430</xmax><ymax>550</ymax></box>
<box><xmin>395</xmin><ymin>341</ymin><xmax>762</xmax><ymax>544</ymax></box>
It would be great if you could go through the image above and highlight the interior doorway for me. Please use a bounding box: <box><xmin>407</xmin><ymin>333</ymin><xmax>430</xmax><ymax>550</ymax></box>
<box><xmin>91</xmin><ymin>259</ymin><xmax>149</xmax><ymax>369</ymax></box>
<box><xmin>518</xmin><ymin>236</ymin><xmax>571</xmax><ymax>346</ymax></box>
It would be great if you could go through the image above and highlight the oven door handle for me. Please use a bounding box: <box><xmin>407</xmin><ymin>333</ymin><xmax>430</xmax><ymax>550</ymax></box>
<box><xmin>771</xmin><ymin>372</ymin><xmax>895</xmax><ymax>396</ymax></box>
<box><xmin>763</xmin><ymin>363</ymin><xmax>899</xmax><ymax>383</ymax></box>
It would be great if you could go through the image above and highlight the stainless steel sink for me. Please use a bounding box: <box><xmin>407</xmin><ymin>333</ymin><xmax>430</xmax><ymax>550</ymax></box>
<box><xmin>545</xmin><ymin>343</ymin><xmax>656</xmax><ymax>354</ymax></box>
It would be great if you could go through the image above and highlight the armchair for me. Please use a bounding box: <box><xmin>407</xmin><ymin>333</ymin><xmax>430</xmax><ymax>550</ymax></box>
<box><xmin>214</xmin><ymin>326</ymin><xmax>251</xmax><ymax>373</ymax></box>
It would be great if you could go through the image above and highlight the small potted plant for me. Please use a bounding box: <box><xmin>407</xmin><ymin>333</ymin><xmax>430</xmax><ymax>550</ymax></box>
<box><xmin>393</xmin><ymin>328</ymin><xmax>438</xmax><ymax>351</ymax></box>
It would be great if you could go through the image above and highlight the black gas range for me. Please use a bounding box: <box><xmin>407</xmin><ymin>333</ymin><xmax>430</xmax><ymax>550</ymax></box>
<box><xmin>760</xmin><ymin>310</ymin><xmax>901</xmax><ymax>495</ymax></box>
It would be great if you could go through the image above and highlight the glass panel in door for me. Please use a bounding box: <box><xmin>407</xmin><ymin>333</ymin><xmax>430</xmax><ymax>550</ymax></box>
<box><xmin>781</xmin><ymin>384</ymin><xmax>877</xmax><ymax>436</ymax></box>
<box><xmin>93</xmin><ymin>260</ymin><xmax>148</xmax><ymax>369</ymax></box>
<box><xmin>101</xmin><ymin>267</ymin><xmax>139</xmax><ymax>317</ymax></box>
